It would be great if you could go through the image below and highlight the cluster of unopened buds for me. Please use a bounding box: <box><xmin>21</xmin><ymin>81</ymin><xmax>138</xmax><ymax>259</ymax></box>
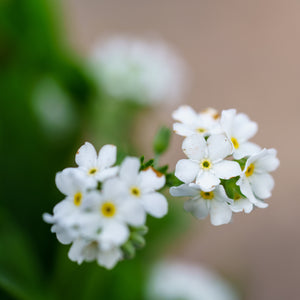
<box><xmin>44</xmin><ymin>105</ymin><xmax>279</xmax><ymax>269</ymax></box>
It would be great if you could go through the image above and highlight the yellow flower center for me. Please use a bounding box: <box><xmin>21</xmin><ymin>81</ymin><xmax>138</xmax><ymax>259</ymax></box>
<box><xmin>101</xmin><ymin>202</ymin><xmax>116</xmax><ymax>218</ymax></box>
<box><xmin>73</xmin><ymin>192</ymin><xmax>82</xmax><ymax>206</ymax></box>
<box><xmin>196</xmin><ymin>127</ymin><xmax>206</xmax><ymax>133</ymax></box>
<box><xmin>234</xmin><ymin>194</ymin><xmax>242</xmax><ymax>201</ymax></box>
<box><xmin>88</xmin><ymin>168</ymin><xmax>98</xmax><ymax>175</ymax></box>
<box><xmin>245</xmin><ymin>163</ymin><xmax>255</xmax><ymax>177</ymax></box>
<box><xmin>200</xmin><ymin>159</ymin><xmax>212</xmax><ymax>170</ymax></box>
<box><xmin>130</xmin><ymin>186</ymin><xmax>141</xmax><ymax>197</ymax></box>
<box><xmin>231</xmin><ymin>137</ymin><xmax>239</xmax><ymax>149</ymax></box>
<box><xmin>200</xmin><ymin>191</ymin><xmax>214</xmax><ymax>200</ymax></box>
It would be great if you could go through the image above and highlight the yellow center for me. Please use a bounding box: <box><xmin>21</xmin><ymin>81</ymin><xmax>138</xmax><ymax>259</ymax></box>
<box><xmin>200</xmin><ymin>191</ymin><xmax>214</xmax><ymax>200</ymax></box>
<box><xmin>130</xmin><ymin>186</ymin><xmax>141</xmax><ymax>197</ymax></box>
<box><xmin>231</xmin><ymin>137</ymin><xmax>239</xmax><ymax>149</ymax></box>
<box><xmin>101</xmin><ymin>202</ymin><xmax>116</xmax><ymax>217</ymax></box>
<box><xmin>234</xmin><ymin>194</ymin><xmax>242</xmax><ymax>201</ymax></box>
<box><xmin>88</xmin><ymin>168</ymin><xmax>98</xmax><ymax>175</ymax></box>
<box><xmin>245</xmin><ymin>163</ymin><xmax>255</xmax><ymax>177</ymax></box>
<box><xmin>200</xmin><ymin>159</ymin><xmax>212</xmax><ymax>170</ymax></box>
<box><xmin>196</xmin><ymin>127</ymin><xmax>206</xmax><ymax>133</ymax></box>
<box><xmin>73</xmin><ymin>192</ymin><xmax>82</xmax><ymax>206</ymax></box>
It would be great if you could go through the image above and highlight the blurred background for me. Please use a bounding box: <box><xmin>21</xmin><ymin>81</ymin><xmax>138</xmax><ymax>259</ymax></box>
<box><xmin>1</xmin><ymin>0</ymin><xmax>299</xmax><ymax>299</ymax></box>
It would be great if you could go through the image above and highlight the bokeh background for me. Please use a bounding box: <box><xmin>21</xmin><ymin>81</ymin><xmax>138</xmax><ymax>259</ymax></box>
<box><xmin>1</xmin><ymin>0</ymin><xmax>299</xmax><ymax>299</ymax></box>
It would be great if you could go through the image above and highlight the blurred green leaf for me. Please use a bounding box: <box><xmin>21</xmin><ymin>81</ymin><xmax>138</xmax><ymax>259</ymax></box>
<box><xmin>153</xmin><ymin>127</ymin><xmax>171</xmax><ymax>156</ymax></box>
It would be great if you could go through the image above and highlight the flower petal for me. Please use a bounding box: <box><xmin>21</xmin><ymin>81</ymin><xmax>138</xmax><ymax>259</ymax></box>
<box><xmin>169</xmin><ymin>184</ymin><xmax>200</xmax><ymax>197</ymax></box>
<box><xmin>172</xmin><ymin>105</ymin><xmax>198</xmax><ymax>124</ymax></box>
<box><xmin>97</xmin><ymin>247</ymin><xmax>122</xmax><ymax>270</ymax></box>
<box><xmin>68</xmin><ymin>239</ymin><xmax>88</xmax><ymax>264</ymax></box>
<box><xmin>96</xmin><ymin>166</ymin><xmax>119</xmax><ymax>182</ymax></box>
<box><xmin>141</xmin><ymin>192</ymin><xmax>168</xmax><ymax>218</ymax></box>
<box><xmin>119</xmin><ymin>157</ymin><xmax>140</xmax><ymax>184</ymax></box>
<box><xmin>184</xmin><ymin>198</ymin><xmax>209</xmax><ymax>219</ymax></box>
<box><xmin>182</xmin><ymin>134</ymin><xmax>206</xmax><ymax>161</ymax></box>
<box><xmin>207</xmin><ymin>134</ymin><xmax>233</xmax><ymax>162</ymax></box>
<box><xmin>173</xmin><ymin>122</ymin><xmax>196</xmax><ymax>137</ymax></box>
<box><xmin>233</xmin><ymin>142</ymin><xmax>261</xmax><ymax>159</ymax></box>
<box><xmin>75</xmin><ymin>142</ymin><xmax>97</xmax><ymax>168</ymax></box>
<box><xmin>119</xmin><ymin>200</ymin><xmax>146</xmax><ymax>226</ymax></box>
<box><xmin>98</xmin><ymin>144</ymin><xmax>117</xmax><ymax>169</ymax></box>
<box><xmin>213</xmin><ymin>160</ymin><xmax>241</xmax><ymax>179</ymax></box>
<box><xmin>255</xmin><ymin>148</ymin><xmax>280</xmax><ymax>173</ymax></box>
<box><xmin>196</xmin><ymin>171</ymin><xmax>220</xmax><ymax>192</ymax></box>
<box><xmin>231</xmin><ymin>113</ymin><xmax>258</xmax><ymax>142</ymax></box>
<box><xmin>250</xmin><ymin>173</ymin><xmax>274</xmax><ymax>199</ymax></box>
<box><xmin>210</xmin><ymin>200</ymin><xmax>232</xmax><ymax>226</ymax></box>
<box><xmin>139</xmin><ymin>167</ymin><xmax>166</xmax><ymax>192</ymax></box>
<box><xmin>99</xmin><ymin>221</ymin><xmax>129</xmax><ymax>247</ymax></box>
<box><xmin>230</xmin><ymin>198</ymin><xmax>253</xmax><ymax>213</ymax></box>
<box><xmin>175</xmin><ymin>159</ymin><xmax>200</xmax><ymax>184</ymax></box>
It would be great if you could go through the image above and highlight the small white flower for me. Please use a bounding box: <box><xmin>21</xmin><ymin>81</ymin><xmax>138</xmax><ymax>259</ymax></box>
<box><xmin>175</xmin><ymin>134</ymin><xmax>241</xmax><ymax>191</ymax></box>
<box><xmin>68</xmin><ymin>238</ymin><xmax>123</xmax><ymax>269</ymax></box>
<box><xmin>43</xmin><ymin>168</ymin><xmax>96</xmax><ymax>244</ymax></box>
<box><xmin>83</xmin><ymin>178</ymin><xmax>146</xmax><ymax>248</ymax></box>
<box><xmin>172</xmin><ymin>105</ymin><xmax>221</xmax><ymax>137</ymax></box>
<box><xmin>229</xmin><ymin>195</ymin><xmax>253</xmax><ymax>214</ymax></box>
<box><xmin>75</xmin><ymin>142</ymin><xmax>119</xmax><ymax>184</ymax></box>
<box><xmin>89</xmin><ymin>36</ymin><xmax>187</xmax><ymax>105</ymax></box>
<box><xmin>146</xmin><ymin>261</ymin><xmax>239</xmax><ymax>300</ymax></box>
<box><xmin>119</xmin><ymin>157</ymin><xmax>168</xmax><ymax>218</ymax></box>
<box><xmin>220</xmin><ymin>109</ymin><xmax>261</xmax><ymax>159</ymax></box>
<box><xmin>237</xmin><ymin>148</ymin><xmax>279</xmax><ymax>208</ymax></box>
<box><xmin>170</xmin><ymin>184</ymin><xmax>232</xmax><ymax>226</ymax></box>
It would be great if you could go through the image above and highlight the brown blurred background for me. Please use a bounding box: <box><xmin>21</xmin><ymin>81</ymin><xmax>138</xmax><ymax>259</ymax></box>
<box><xmin>63</xmin><ymin>1</ymin><xmax>299</xmax><ymax>299</ymax></box>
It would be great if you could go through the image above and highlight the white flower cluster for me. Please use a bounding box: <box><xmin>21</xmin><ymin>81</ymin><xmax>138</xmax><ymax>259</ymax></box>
<box><xmin>43</xmin><ymin>142</ymin><xmax>168</xmax><ymax>269</ymax></box>
<box><xmin>89</xmin><ymin>35</ymin><xmax>187</xmax><ymax>105</ymax></box>
<box><xmin>170</xmin><ymin>106</ymin><xmax>279</xmax><ymax>226</ymax></box>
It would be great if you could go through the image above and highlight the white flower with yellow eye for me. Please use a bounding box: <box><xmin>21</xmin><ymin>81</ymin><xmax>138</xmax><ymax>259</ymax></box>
<box><xmin>175</xmin><ymin>134</ymin><xmax>241</xmax><ymax>191</ymax></box>
<box><xmin>220</xmin><ymin>109</ymin><xmax>261</xmax><ymax>159</ymax></box>
<box><xmin>68</xmin><ymin>238</ymin><xmax>123</xmax><ymax>270</ymax></box>
<box><xmin>83</xmin><ymin>178</ymin><xmax>146</xmax><ymax>249</ymax></box>
<box><xmin>43</xmin><ymin>168</ymin><xmax>96</xmax><ymax>244</ymax></box>
<box><xmin>172</xmin><ymin>105</ymin><xmax>221</xmax><ymax>137</ymax></box>
<box><xmin>170</xmin><ymin>184</ymin><xmax>233</xmax><ymax>226</ymax></box>
<box><xmin>119</xmin><ymin>157</ymin><xmax>168</xmax><ymax>218</ymax></box>
<box><xmin>75</xmin><ymin>142</ymin><xmax>119</xmax><ymax>185</ymax></box>
<box><xmin>237</xmin><ymin>148</ymin><xmax>279</xmax><ymax>208</ymax></box>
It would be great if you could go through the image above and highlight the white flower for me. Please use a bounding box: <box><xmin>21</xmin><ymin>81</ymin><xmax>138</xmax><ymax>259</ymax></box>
<box><xmin>220</xmin><ymin>109</ymin><xmax>261</xmax><ymax>159</ymax></box>
<box><xmin>119</xmin><ymin>157</ymin><xmax>168</xmax><ymax>218</ymax></box>
<box><xmin>68</xmin><ymin>238</ymin><xmax>123</xmax><ymax>269</ymax></box>
<box><xmin>75</xmin><ymin>142</ymin><xmax>119</xmax><ymax>184</ymax></box>
<box><xmin>146</xmin><ymin>261</ymin><xmax>239</xmax><ymax>300</ymax></box>
<box><xmin>172</xmin><ymin>105</ymin><xmax>221</xmax><ymax>137</ymax></box>
<box><xmin>89</xmin><ymin>36</ymin><xmax>187</xmax><ymax>105</ymax></box>
<box><xmin>43</xmin><ymin>168</ymin><xmax>96</xmax><ymax>244</ymax></box>
<box><xmin>170</xmin><ymin>184</ymin><xmax>233</xmax><ymax>226</ymax></box>
<box><xmin>83</xmin><ymin>178</ymin><xmax>146</xmax><ymax>249</ymax></box>
<box><xmin>237</xmin><ymin>148</ymin><xmax>279</xmax><ymax>208</ymax></box>
<box><xmin>175</xmin><ymin>134</ymin><xmax>241</xmax><ymax>191</ymax></box>
<box><xmin>229</xmin><ymin>195</ymin><xmax>254</xmax><ymax>214</ymax></box>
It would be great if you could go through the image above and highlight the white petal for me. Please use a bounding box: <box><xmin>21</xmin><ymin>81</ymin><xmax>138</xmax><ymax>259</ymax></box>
<box><xmin>184</xmin><ymin>198</ymin><xmax>209</xmax><ymax>219</ymax></box>
<box><xmin>97</xmin><ymin>248</ymin><xmax>122</xmax><ymax>269</ymax></box>
<box><xmin>210</xmin><ymin>200</ymin><xmax>232</xmax><ymax>226</ymax></box>
<box><xmin>169</xmin><ymin>184</ymin><xmax>199</xmax><ymax>197</ymax></box>
<box><xmin>141</xmin><ymin>193</ymin><xmax>168</xmax><ymax>218</ymax></box>
<box><xmin>52</xmin><ymin>225</ymin><xmax>74</xmax><ymax>245</ymax></box>
<box><xmin>119</xmin><ymin>157</ymin><xmax>140</xmax><ymax>184</ymax></box>
<box><xmin>175</xmin><ymin>159</ymin><xmax>200</xmax><ymax>184</ymax></box>
<box><xmin>68</xmin><ymin>239</ymin><xmax>87</xmax><ymax>264</ymax></box>
<box><xmin>250</xmin><ymin>173</ymin><xmax>274</xmax><ymax>199</ymax></box>
<box><xmin>220</xmin><ymin>109</ymin><xmax>236</xmax><ymax>136</ymax></box>
<box><xmin>255</xmin><ymin>148</ymin><xmax>280</xmax><ymax>173</ymax></box>
<box><xmin>99</xmin><ymin>221</ymin><xmax>129</xmax><ymax>247</ymax></box>
<box><xmin>172</xmin><ymin>105</ymin><xmax>198</xmax><ymax>124</ymax></box>
<box><xmin>55</xmin><ymin>169</ymin><xmax>78</xmax><ymax>196</ymax></box>
<box><xmin>75</xmin><ymin>142</ymin><xmax>97</xmax><ymax>168</ymax></box>
<box><xmin>173</xmin><ymin>122</ymin><xmax>196</xmax><ymax>137</ymax></box>
<box><xmin>182</xmin><ymin>134</ymin><xmax>206</xmax><ymax>160</ymax></box>
<box><xmin>232</xmin><ymin>113</ymin><xmax>258</xmax><ymax>142</ymax></box>
<box><xmin>119</xmin><ymin>200</ymin><xmax>146</xmax><ymax>226</ymax></box>
<box><xmin>102</xmin><ymin>178</ymin><xmax>128</xmax><ymax>200</ymax></box>
<box><xmin>230</xmin><ymin>198</ymin><xmax>253</xmax><ymax>213</ymax></box>
<box><xmin>233</xmin><ymin>142</ymin><xmax>261</xmax><ymax>159</ymax></box>
<box><xmin>98</xmin><ymin>144</ymin><xmax>117</xmax><ymax>169</ymax></box>
<box><xmin>139</xmin><ymin>167</ymin><xmax>165</xmax><ymax>192</ymax></box>
<box><xmin>213</xmin><ymin>160</ymin><xmax>241</xmax><ymax>179</ymax></box>
<box><xmin>207</xmin><ymin>134</ymin><xmax>233</xmax><ymax>162</ymax></box>
<box><xmin>196</xmin><ymin>171</ymin><xmax>220</xmax><ymax>192</ymax></box>
<box><xmin>96</xmin><ymin>166</ymin><xmax>119</xmax><ymax>182</ymax></box>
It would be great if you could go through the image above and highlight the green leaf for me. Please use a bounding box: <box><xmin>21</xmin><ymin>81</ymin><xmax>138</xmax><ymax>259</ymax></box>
<box><xmin>166</xmin><ymin>172</ymin><xmax>184</xmax><ymax>187</ymax></box>
<box><xmin>221</xmin><ymin>176</ymin><xmax>245</xmax><ymax>200</ymax></box>
<box><xmin>153</xmin><ymin>126</ymin><xmax>171</xmax><ymax>155</ymax></box>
